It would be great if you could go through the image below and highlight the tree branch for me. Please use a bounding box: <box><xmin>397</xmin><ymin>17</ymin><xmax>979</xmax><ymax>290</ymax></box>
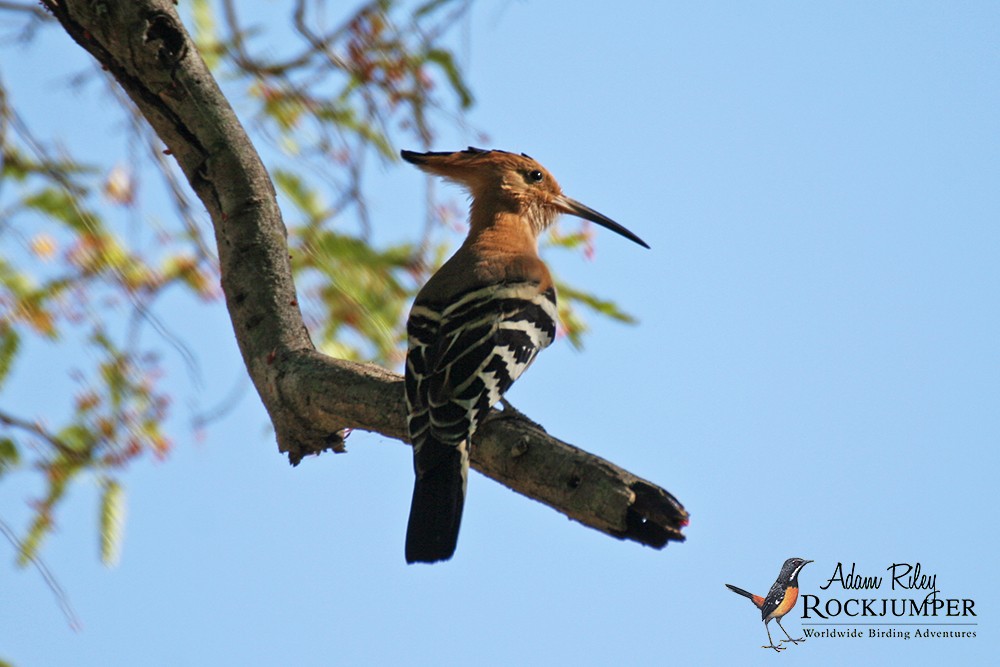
<box><xmin>0</xmin><ymin>1</ymin><xmax>51</xmax><ymax>20</ymax></box>
<box><xmin>43</xmin><ymin>0</ymin><xmax>687</xmax><ymax>549</ymax></box>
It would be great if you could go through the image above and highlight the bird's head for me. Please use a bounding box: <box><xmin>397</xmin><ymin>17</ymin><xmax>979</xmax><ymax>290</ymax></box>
<box><xmin>401</xmin><ymin>147</ymin><xmax>649</xmax><ymax>248</ymax></box>
<box><xmin>781</xmin><ymin>558</ymin><xmax>813</xmax><ymax>584</ymax></box>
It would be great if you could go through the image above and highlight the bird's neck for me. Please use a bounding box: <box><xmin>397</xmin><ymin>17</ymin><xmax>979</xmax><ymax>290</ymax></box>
<box><xmin>422</xmin><ymin>205</ymin><xmax>546</xmax><ymax>293</ymax></box>
<box><xmin>467</xmin><ymin>199</ymin><xmax>542</xmax><ymax>257</ymax></box>
<box><xmin>414</xmin><ymin>200</ymin><xmax>552</xmax><ymax>302</ymax></box>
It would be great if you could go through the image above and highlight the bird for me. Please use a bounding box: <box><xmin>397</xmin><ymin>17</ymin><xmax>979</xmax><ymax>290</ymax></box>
<box><xmin>400</xmin><ymin>147</ymin><xmax>649</xmax><ymax>564</ymax></box>
<box><xmin>726</xmin><ymin>557</ymin><xmax>813</xmax><ymax>651</ymax></box>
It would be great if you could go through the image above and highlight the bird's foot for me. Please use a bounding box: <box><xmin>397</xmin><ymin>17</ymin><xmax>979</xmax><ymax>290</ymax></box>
<box><xmin>781</xmin><ymin>637</ymin><xmax>805</xmax><ymax>644</ymax></box>
<box><xmin>762</xmin><ymin>644</ymin><xmax>786</xmax><ymax>652</ymax></box>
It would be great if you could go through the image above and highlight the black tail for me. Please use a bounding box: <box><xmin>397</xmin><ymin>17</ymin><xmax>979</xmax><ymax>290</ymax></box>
<box><xmin>405</xmin><ymin>444</ymin><xmax>467</xmax><ymax>564</ymax></box>
<box><xmin>725</xmin><ymin>584</ymin><xmax>754</xmax><ymax>600</ymax></box>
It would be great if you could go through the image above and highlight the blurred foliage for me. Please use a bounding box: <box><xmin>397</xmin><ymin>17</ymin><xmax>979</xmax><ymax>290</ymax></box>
<box><xmin>99</xmin><ymin>477</ymin><xmax>126</xmax><ymax>567</ymax></box>
<box><xmin>0</xmin><ymin>0</ymin><xmax>633</xmax><ymax>573</ymax></box>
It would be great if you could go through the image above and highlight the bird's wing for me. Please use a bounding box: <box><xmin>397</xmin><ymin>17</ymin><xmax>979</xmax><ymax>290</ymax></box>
<box><xmin>760</xmin><ymin>579</ymin><xmax>786</xmax><ymax>621</ymax></box>
<box><xmin>406</xmin><ymin>282</ymin><xmax>557</xmax><ymax>469</ymax></box>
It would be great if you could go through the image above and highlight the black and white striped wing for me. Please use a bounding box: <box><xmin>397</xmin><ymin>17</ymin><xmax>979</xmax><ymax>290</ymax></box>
<box><xmin>405</xmin><ymin>282</ymin><xmax>558</xmax><ymax>459</ymax></box>
<box><xmin>404</xmin><ymin>282</ymin><xmax>557</xmax><ymax>562</ymax></box>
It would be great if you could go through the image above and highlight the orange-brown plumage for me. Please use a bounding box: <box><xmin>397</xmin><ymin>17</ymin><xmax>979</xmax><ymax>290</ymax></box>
<box><xmin>770</xmin><ymin>586</ymin><xmax>799</xmax><ymax>619</ymax></box>
<box><xmin>400</xmin><ymin>147</ymin><xmax>648</xmax><ymax>564</ymax></box>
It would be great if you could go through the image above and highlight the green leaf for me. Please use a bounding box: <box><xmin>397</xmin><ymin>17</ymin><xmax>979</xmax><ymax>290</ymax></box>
<box><xmin>426</xmin><ymin>48</ymin><xmax>474</xmax><ymax>109</ymax></box>
<box><xmin>556</xmin><ymin>283</ymin><xmax>638</xmax><ymax>324</ymax></box>
<box><xmin>22</xmin><ymin>188</ymin><xmax>102</xmax><ymax>233</ymax></box>
<box><xmin>0</xmin><ymin>145</ymin><xmax>32</xmax><ymax>181</ymax></box>
<box><xmin>262</xmin><ymin>90</ymin><xmax>306</xmax><ymax>131</ymax></box>
<box><xmin>314</xmin><ymin>104</ymin><xmax>395</xmax><ymax>159</ymax></box>
<box><xmin>545</xmin><ymin>229</ymin><xmax>591</xmax><ymax>250</ymax></box>
<box><xmin>57</xmin><ymin>423</ymin><xmax>97</xmax><ymax>452</ymax></box>
<box><xmin>415</xmin><ymin>0</ymin><xmax>459</xmax><ymax>18</ymax></box>
<box><xmin>0</xmin><ymin>324</ymin><xmax>19</xmax><ymax>390</ymax></box>
<box><xmin>275</xmin><ymin>170</ymin><xmax>325</xmax><ymax>224</ymax></box>
<box><xmin>0</xmin><ymin>437</ymin><xmax>19</xmax><ymax>478</ymax></box>
<box><xmin>1</xmin><ymin>145</ymin><xmax>94</xmax><ymax>182</ymax></box>
<box><xmin>17</xmin><ymin>513</ymin><xmax>52</xmax><ymax>568</ymax></box>
<box><xmin>192</xmin><ymin>0</ymin><xmax>220</xmax><ymax>70</ymax></box>
<box><xmin>17</xmin><ymin>456</ymin><xmax>83</xmax><ymax>566</ymax></box>
<box><xmin>99</xmin><ymin>479</ymin><xmax>126</xmax><ymax>567</ymax></box>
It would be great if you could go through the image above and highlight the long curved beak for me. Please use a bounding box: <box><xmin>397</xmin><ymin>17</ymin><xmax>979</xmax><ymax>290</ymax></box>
<box><xmin>553</xmin><ymin>195</ymin><xmax>650</xmax><ymax>249</ymax></box>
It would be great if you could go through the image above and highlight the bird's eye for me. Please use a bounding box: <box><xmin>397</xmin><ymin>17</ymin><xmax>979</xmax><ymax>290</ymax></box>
<box><xmin>528</xmin><ymin>169</ymin><xmax>544</xmax><ymax>182</ymax></box>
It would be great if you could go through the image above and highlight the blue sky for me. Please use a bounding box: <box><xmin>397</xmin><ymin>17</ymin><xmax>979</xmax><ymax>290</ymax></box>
<box><xmin>2</xmin><ymin>2</ymin><xmax>998</xmax><ymax>665</ymax></box>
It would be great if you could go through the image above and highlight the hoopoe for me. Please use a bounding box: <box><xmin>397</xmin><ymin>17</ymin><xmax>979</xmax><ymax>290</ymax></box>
<box><xmin>401</xmin><ymin>147</ymin><xmax>649</xmax><ymax>563</ymax></box>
